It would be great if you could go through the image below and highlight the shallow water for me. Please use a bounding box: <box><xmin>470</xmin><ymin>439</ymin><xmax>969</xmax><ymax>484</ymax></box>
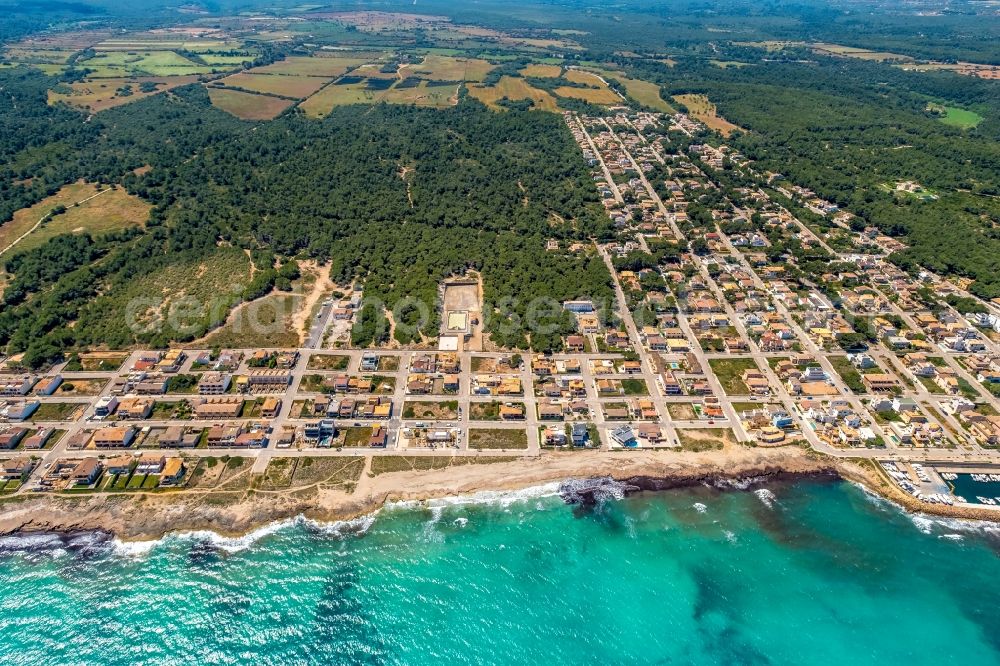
<box><xmin>1</xmin><ymin>479</ymin><xmax>999</xmax><ymax>665</ymax></box>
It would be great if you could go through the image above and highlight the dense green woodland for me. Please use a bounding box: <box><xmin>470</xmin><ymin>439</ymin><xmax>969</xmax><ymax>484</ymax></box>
<box><xmin>0</xmin><ymin>71</ymin><xmax>612</xmax><ymax>365</ymax></box>
<box><xmin>3</xmin><ymin>0</ymin><xmax>1000</xmax><ymax>364</ymax></box>
<box><xmin>611</xmin><ymin>54</ymin><xmax>1000</xmax><ymax>298</ymax></box>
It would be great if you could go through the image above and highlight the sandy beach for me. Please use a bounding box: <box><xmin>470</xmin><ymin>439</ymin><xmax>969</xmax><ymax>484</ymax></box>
<box><xmin>1</xmin><ymin>446</ymin><xmax>997</xmax><ymax>541</ymax></box>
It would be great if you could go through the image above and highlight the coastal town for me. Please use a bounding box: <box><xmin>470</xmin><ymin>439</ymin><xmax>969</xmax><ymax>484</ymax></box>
<box><xmin>1</xmin><ymin>105</ymin><xmax>1000</xmax><ymax>512</ymax></box>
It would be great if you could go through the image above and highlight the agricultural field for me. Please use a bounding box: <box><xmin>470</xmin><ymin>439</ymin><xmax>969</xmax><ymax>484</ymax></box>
<box><xmin>350</xmin><ymin>63</ymin><xmax>402</xmax><ymax>80</ymax></box>
<box><xmin>381</xmin><ymin>81</ymin><xmax>459</xmax><ymax>107</ymax></box>
<box><xmin>207</xmin><ymin>87</ymin><xmax>295</xmax><ymax>120</ymax></box>
<box><xmin>1</xmin><ymin>47</ymin><xmax>76</xmax><ymax>64</ymax></box>
<box><xmin>673</xmin><ymin>93</ymin><xmax>742</xmax><ymax>136</ymax></box>
<box><xmin>520</xmin><ymin>63</ymin><xmax>562</xmax><ymax>77</ymax></box>
<box><xmin>710</xmin><ymin>60</ymin><xmax>750</xmax><ymax>69</ymax></box>
<box><xmin>809</xmin><ymin>43</ymin><xmax>913</xmax><ymax>63</ymax></box>
<box><xmin>298</xmin><ymin>82</ymin><xmax>381</xmax><ymax>117</ymax></box>
<box><xmin>508</xmin><ymin>66</ymin><xmax>622</xmax><ymax>106</ymax></box>
<box><xmin>215</xmin><ymin>72</ymin><xmax>330</xmax><ymax>99</ymax></box>
<box><xmin>562</xmin><ymin>69</ymin><xmax>603</xmax><ymax>86</ymax></box>
<box><xmin>553</xmin><ymin>84</ymin><xmax>621</xmax><ymax>105</ymax></box>
<box><xmin>9</xmin><ymin>186</ymin><xmax>150</xmax><ymax>255</ymax></box>
<box><xmin>298</xmin><ymin>79</ymin><xmax>457</xmax><ymax>117</ymax></box>
<box><xmin>49</xmin><ymin>76</ymin><xmax>201</xmax><ymax>112</ymax></box>
<box><xmin>467</xmin><ymin>75</ymin><xmax>558</xmax><ymax>111</ymax></box>
<box><xmin>615</xmin><ymin>76</ymin><xmax>674</xmax><ymax>113</ymax></box>
<box><xmin>251</xmin><ymin>55</ymin><xmax>372</xmax><ymax>77</ymax></box>
<box><xmin>76</xmin><ymin>50</ymin><xmax>221</xmax><ymax>77</ymax></box>
<box><xmin>400</xmin><ymin>55</ymin><xmax>494</xmax><ymax>82</ymax></box>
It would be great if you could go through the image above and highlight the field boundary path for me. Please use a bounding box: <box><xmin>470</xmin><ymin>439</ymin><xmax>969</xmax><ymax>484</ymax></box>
<box><xmin>0</xmin><ymin>186</ymin><xmax>111</xmax><ymax>258</ymax></box>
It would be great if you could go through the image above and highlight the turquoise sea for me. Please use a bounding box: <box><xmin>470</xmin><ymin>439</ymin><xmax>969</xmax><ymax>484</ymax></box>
<box><xmin>1</xmin><ymin>478</ymin><xmax>999</xmax><ymax>665</ymax></box>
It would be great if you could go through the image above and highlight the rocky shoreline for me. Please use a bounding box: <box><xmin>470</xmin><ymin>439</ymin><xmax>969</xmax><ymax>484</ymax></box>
<box><xmin>0</xmin><ymin>447</ymin><xmax>997</xmax><ymax>544</ymax></box>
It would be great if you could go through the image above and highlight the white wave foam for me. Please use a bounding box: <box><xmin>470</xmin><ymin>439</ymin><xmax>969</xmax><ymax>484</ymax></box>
<box><xmin>909</xmin><ymin>512</ymin><xmax>1000</xmax><ymax>538</ymax></box>
<box><xmin>754</xmin><ymin>488</ymin><xmax>777</xmax><ymax>509</ymax></box>
<box><xmin>713</xmin><ymin>475</ymin><xmax>768</xmax><ymax>491</ymax></box>
<box><xmin>0</xmin><ymin>533</ymin><xmax>65</xmax><ymax>552</ymax></box>
<box><xmin>723</xmin><ymin>530</ymin><xmax>737</xmax><ymax>544</ymax></box>
<box><xmin>421</xmin><ymin>482</ymin><xmax>563</xmax><ymax>510</ymax></box>
<box><xmin>112</xmin><ymin>513</ymin><xmax>376</xmax><ymax>557</ymax></box>
<box><xmin>693</xmin><ymin>502</ymin><xmax>708</xmax><ymax>513</ymax></box>
<box><xmin>849</xmin><ymin>480</ymin><xmax>1000</xmax><ymax>537</ymax></box>
<box><xmin>453</xmin><ymin>517</ymin><xmax>468</xmax><ymax>528</ymax></box>
<box><xmin>300</xmin><ymin>514</ymin><xmax>376</xmax><ymax>539</ymax></box>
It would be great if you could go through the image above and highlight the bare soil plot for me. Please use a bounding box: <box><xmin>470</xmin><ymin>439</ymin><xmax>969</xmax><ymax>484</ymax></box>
<box><xmin>469</xmin><ymin>401</ymin><xmax>503</xmax><ymax>421</ymax></box>
<box><xmin>403</xmin><ymin>401</ymin><xmax>458</xmax><ymax>420</ymax></box>
<box><xmin>676</xmin><ymin>427</ymin><xmax>736</xmax><ymax>451</ymax></box>
<box><xmin>666</xmin><ymin>402</ymin><xmax>698</xmax><ymax>420</ymax></box>
<box><xmin>55</xmin><ymin>378</ymin><xmax>107</xmax><ymax>396</ymax></box>
<box><xmin>378</xmin><ymin>355</ymin><xmax>400</xmax><ymax>372</ymax></box>
<box><xmin>69</xmin><ymin>351</ymin><xmax>129</xmax><ymax>372</ymax></box>
<box><xmin>260</xmin><ymin>457</ymin><xmax>296</xmax><ymax>489</ymax></box>
<box><xmin>207</xmin><ymin>87</ymin><xmax>295</xmax><ymax>120</ymax></box>
<box><xmin>217</xmin><ymin>72</ymin><xmax>330</xmax><ymax>98</ymax></box>
<box><xmin>293</xmin><ymin>456</ymin><xmax>365</xmax><ymax>488</ymax></box>
<box><xmin>31</xmin><ymin>402</ymin><xmax>86</xmax><ymax>421</ymax></box>
<box><xmin>708</xmin><ymin>358</ymin><xmax>761</xmax><ymax>395</ymax></box>
<box><xmin>672</xmin><ymin>93</ymin><xmax>742</xmax><ymax>136</ymax></box>
<box><xmin>467</xmin><ymin>76</ymin><xmax>558</xmax><ymax>112</ymax></box>
<box><xmin>468</xmin><ymin>428</ymin><xmax>528</xmax><ymax>450</ymax></box>
<box><xmin>370</xmin><ymin>454</ymin><xmax>517</xmax><ymax>475</ymax></box>
<box><xmin>307</xmin><ymin>354</ymin><xmax>351</xmax><ymax>370</ymax></box>
<box><xmin>198</xmin><ymin>291</ymin><xmax>301</xmax><ymax>349</ymax></box>
<box><xmin>343</xmin><ymin>426</ymin><xmax>374</xmax><ymax>447</ymax></box>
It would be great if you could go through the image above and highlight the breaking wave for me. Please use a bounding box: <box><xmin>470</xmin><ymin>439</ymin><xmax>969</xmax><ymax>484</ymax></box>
<box><xmin>559</xmin><ymin>477</ymin><xmax>637</xmax><ymax>506</ymax></box>
<box><xmin>754</xmin><ymin>488</ymin><xmax>777</xmax><ymax>509</ymax></box>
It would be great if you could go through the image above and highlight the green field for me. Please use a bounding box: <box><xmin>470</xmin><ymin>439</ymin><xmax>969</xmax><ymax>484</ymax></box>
<box><xmin>932</xmin><ymin>105</ymin><xmax>984</xmax><ymax>129</ymax></box>
<box><xmin>78</xmin><ymin>51</ymin><xmax>221</xmax><ymax>77</ymax></box>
